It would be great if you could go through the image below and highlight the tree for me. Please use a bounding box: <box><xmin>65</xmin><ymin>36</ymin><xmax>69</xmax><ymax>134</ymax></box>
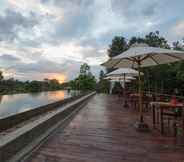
<box><xmin>26</xmin><ymin>81</ymin><xmax>42</xmax><ymax>92</ymax></box>
<box><xmin>128</xmin><ymin>31</ymin><xmax>170</xmax><ymax>48</ymax></box>
<box><xmin>108</xmin><ymin>36</ymin><xmax>128</xmax><ymax>57</ymax></box>
<box><xmin>80</xmin><ymin>63</ymin><xmax>90</xmax><ymax>75</ymax></box>
<box><xmin>0</xmin><ymin>71</ymin><xmax>3</xmax><ymax>81</ymax></box>
<box><xmin>144</xmin><ymin>31</ymin><xmax>170</xmax><ymax>48</ymax></box>
<box><xmin>70</xmin><ymin>63</ymin><xmax>96</xmax><ymax>91</ymax></box>
<box><xmin>173</xmin><ymin>41</ymin><xmax>184</xmax><ymax>51</ymax></box>
<box><xmin>128</xmin><ymin>37</ymin><xmax>145</xmax><ymax>47</ymax></box>
<box><xmin>97</xmin><ymin>70</ymin><xmax>110</xmax><ymax>93</ymax></box>
<box><xmin>99</xmin><ymin>70</ymin><xmax>105</xmax><ymax>81</ymax></box>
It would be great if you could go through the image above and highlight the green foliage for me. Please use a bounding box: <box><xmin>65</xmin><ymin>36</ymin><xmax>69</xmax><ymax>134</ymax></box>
<box><xmin>128</xmin><ymin>31</ymin><xmax>170</xmax><ymax>48</ymax></box>
<box><xmin>80</xmin><ymin>63</ymin><xmax>90</xmax><ymax>75</ymax></box>
<box><xmin>96</xmin><ymin>70</ymin><xmax>110</xmax><ymax>93</ymax></box>
<box><xmin>0</xmin><ymin>77</ymin><xmax>64</xmax><ymax>95</ymax></box>
<box><xmin>69</xmin><ymin>63</ymin><xmax>96</xmax><ymax>91</ymax></box>
<box><xmin>144</xmin><ymin>31</ymin><xmax>170</xmax><ymax>48</ymax></box>
<box><xmin>112</xmin><ymin>82</ymin><xmax>123</xmax><ymax>94</ymax></box>
<box><xmin>107</xmin><ymin>31</ymin><xmax>184</xmax><ymax>95</ymax></box>
<box><xmin>108</xmin><ymin>36</ymin><xmax>128</xmax><ymax>57</ymax></box>
<box><xmin>0</xmin><ymin>71</ymin><xmax>3</xmax><ymax>81</ymax></box>
<box><xmin>99</xmin><ymin>70</ymin><xmax>105</xmax><ymax>80</ymax></box>
<box><xmin>96</xmin><ymin>80</ymin><xmax>110</xmax><ymax>93</ymax></box>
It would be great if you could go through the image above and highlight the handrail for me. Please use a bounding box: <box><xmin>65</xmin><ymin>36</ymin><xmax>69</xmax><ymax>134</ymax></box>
<box><xmin>142</xmin><ymin>91</ymin><xmax>184</xmax><ymax>99</ymax></box>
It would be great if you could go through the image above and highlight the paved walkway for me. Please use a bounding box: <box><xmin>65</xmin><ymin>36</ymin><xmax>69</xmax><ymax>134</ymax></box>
<box><xmin>26</xmin><ymin>94</ymin><xmax>184</xmax><ymax>162</ymax></box>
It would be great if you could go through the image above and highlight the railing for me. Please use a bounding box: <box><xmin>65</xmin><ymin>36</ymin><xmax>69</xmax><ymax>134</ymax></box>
<box><xmin>142</xmin><ymin>91</ymin><xmax>184</xmax><ymax>101</ymax></box>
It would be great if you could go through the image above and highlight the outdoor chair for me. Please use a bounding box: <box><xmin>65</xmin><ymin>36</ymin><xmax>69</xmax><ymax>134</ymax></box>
<box><xmin>163</xmin><ymin>106</ymin><xmax>183</xmax><ymax>136</ymax></box>
<box><xmin>142</xmin><ymin>94</ymin><xmax>153</xmax><ymax>112</ymax></box>
<box><xmin>129</xmin><ymin>95</ymin><xmax>139</xmax><ymax>110</ymax></box>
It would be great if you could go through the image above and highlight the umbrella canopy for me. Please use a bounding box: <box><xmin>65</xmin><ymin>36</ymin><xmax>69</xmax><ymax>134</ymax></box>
<box><xmin>105</xmin><ymin>75</ymin><xmax>136</xmax><ymax>80</ymax></box>
<box><xmin>110</xmin><ymin>79</ymin><xmax>131</xmax><ymax>82</ymax></box>
<box><xmin>104</xmin><ymin>76</ymin><xmax>131</xmax><ymax>82</ymax></box>
<box><xmin>102</xmin><ymin>43</ymin><xmax>184</xmax><ymax>68</ymax></box>
<box><xmin>104</xmin><ymin>68</ymin><xmax>137</xmax><ymax>108</ymax></box>
<box><xmin>106</xmin><ymin>68</ymin><xmax>139</xmax><ymax>76</ymax></box>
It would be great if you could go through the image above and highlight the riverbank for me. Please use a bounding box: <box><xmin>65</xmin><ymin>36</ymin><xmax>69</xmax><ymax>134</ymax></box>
<box><xmin>0</xmin><ymin>92</ymin><xmax>95</xmax><ymax>162</ymax></box>
<box><xmin>0</xmin><ymin>90</ymin><xmax>82</xmax><ymax>119</ymax></box>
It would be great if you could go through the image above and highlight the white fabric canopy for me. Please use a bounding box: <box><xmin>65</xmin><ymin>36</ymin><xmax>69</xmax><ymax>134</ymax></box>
<box><xmin>106</xmin><ymin>68</ymin><xmax>139</xmax><ymax>76</ymax></box>
<box><xmin>108</xmin><ymin>78</ymin><xmax>131</xmax><ymax>93</ymax></box>
<box><xmin>109</xmin><ymin>79</ymin><xmax>131</xmax><ymax>82</ymax></box>
<box><xmin>102</xmin><ymin>43</ymin><xmax>184</xmax><ymax>68</ymax></box>
<box><xmin>110</xmin><ymin>79</ymin><xmax>131</xmax><ymax>88</ymax></box>
<box><xmin>104</xmin><ymin>76</ymin><xmax>136</xmax><ymax>80</ymax></box>
<box><xmin>104</xmin><ymin>76</ymin><xmax>131</xmax><ymax>82</ymax></box>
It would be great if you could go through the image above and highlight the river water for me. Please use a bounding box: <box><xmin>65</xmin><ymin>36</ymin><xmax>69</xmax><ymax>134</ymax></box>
<box><xmin>0</xmin><ymin>90</ymin><xmax>80</xmax><ymax>119</ymax></box>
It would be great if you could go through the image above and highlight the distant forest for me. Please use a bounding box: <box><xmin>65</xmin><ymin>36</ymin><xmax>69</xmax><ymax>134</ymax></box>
<box><xmin>0</xmin><ymin>72</ymin><xmax>68</xmax><ymax>95</ymax></box>
<box><xmin>0</xmin><ymin>63</ymin><xmax>96</xmax><ymax>95</ymax></box>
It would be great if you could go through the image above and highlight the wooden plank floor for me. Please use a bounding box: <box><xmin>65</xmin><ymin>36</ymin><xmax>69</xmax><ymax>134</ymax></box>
<box><xmin>26</xmin><ymin>94</ymin><xmax>184</xmax><ymax>162</ymax></box>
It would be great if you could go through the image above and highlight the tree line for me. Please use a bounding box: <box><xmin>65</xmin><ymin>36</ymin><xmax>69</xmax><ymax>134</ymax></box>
<box><xmin>0</xmin><ymin>72</ymin><xmax>64</xmax><ymax>95</ymax></box>
<box><xmin>0</xmin><ymin>63</ymin><xmax>97</xmax><ymax>95</ymax></box>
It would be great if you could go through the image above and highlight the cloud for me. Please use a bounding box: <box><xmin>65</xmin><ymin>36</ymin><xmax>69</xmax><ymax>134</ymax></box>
<box><xmin>141</xmin><ymin>2</ymin><xmax>158</xmax><ymax>17</ymax></box>
<box><xmin>0</xmin><ymin>9</ymin><xmax>39</xmax><ymax>42</ymax></box>
<box><xmin>0</xmin><ymin>0</ymin><xmax>183</xmax><ymax>81</ymax></box>
<box><xmin>110</xmin><ymin>0</ymin><xmax>157</xmax><ymax>18</ymax></box>
<box><xmin>0</xmin><ymin>54</ymin><xmax>21</xmax><ymax>68</ymax></box>
<box><xmin>172</xmin><ymin>21</ymin><xmax>184</xmax><ymax>37</ymax></box>
<box><xmin>0</xmin><ymin>54</ymin><xmax>20</xmax><ymax>62</ymax></box>
<box><xmin>43</xmin><ymin>41</ymin><xmax>107</xmax><ymax>66</ymax></box>
<box><xmin>0</xmin><ymin>57</ymin><xmax>76</xmax><ymax>80</ymax></box>
<box><xmin>0</xmin><ymin>53</ymin><xmax>100</xmax><ymax>81</ymax></box>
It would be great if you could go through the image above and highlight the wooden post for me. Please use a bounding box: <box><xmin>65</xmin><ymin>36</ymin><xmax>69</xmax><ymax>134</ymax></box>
<box><xmin>123</xmin><ymin>73</ymin><xmax>126</xmax><ymax>104</ymax></box>
<box><xmin>138</xmin><ymin>62</ymin><xmax>143</xmax><ymax>122</ymax></box>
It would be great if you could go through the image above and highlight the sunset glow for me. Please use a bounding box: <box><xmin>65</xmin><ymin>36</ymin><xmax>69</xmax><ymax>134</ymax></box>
<box><xmin>48</xmin><ymin>74</ymin><xmax>66</xmax><ymax>84</ymax></box>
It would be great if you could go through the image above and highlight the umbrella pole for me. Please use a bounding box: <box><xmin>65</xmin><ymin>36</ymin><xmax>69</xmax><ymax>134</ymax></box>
<box><xmin>135</xmin><ymin>61</ymin><xmax>149</xmax><ymax>132</ymax></box>
<box><xmin>123</xmin><ymin>74</ymin><xmax>128</xmax><ymax>108</ymax></box>
<box><xmin>138</xmin><ymin>64</ymin><xmax>143</xmax><ymax>122</ymax></box>
<box><xmin>124</xmin><ymin>74</ymin><xmax>125</xmax><ymax>104</ymax></box>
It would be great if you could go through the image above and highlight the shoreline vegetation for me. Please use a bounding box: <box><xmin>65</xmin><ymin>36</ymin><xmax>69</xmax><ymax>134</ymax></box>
<box><xmin>0</xmin><ymin>78</ymin><xmax>67</xmax><ymax>95</ymax></box>
<box><xmin>0</xmin><ymin>63</ymin><xmax>97</xmax><ymax>95</ymax></box>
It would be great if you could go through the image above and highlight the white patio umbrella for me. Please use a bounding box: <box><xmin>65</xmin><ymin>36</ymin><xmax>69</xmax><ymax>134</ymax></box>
<box><xmin>105</xmin><ymin>68</ymin><xmax>139</xmax><ymax>107</ymax></box>
<box><xmin>111</xmin><ymin>79</ymin><xmax>131</xmax><ymax>89</ymax></box>
<box><xmin>104</xmin><ymin>76</ymin><xmax>132</xmax><ymax>82</ymax></box>
<box><xmin>102</xmin><ymin>43</ymin><xmax>184</xmax><ymax>131</ymax></box>
<box><xmin>104</xmin><ymin>76</ymin><xmax>131</xmax><ymax>94</ymax></box>
<box><xmin>106</xmin><ymin>68</ymin><xmax>139</xmax><ymax>76</ymax></box>
<box><xmin>104</xmin><ymin>76</ymin><xmax>136</xmax><ymax>80</ymax></box>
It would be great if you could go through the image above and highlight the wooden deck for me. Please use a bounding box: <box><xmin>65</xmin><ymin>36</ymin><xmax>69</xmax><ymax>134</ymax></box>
<box><xmin>26</xmin><ymin>94</ymin><xmax>184</xmax><ymax>162</ymax></box>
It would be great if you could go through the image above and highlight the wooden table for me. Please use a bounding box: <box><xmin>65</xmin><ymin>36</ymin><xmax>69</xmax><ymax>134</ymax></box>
<box><xmin>150</xmin><ymin>102</ymin><xmax>184</xmax><ymax>136</ymax></box>
<box><xmin>130</xmin><ymin>93</ymin><xmax>152</xmax><ymax>111</ymax></box>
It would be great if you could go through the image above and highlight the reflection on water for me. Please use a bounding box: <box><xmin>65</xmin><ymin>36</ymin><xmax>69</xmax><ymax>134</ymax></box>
<box><xmin>0</xmin><ymin>90</ymin><xmax>79</xmax><ymax>119</ymax></box>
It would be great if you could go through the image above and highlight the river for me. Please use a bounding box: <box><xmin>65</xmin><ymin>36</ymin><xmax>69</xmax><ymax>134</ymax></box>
<box><xmin>0</xmin><ymin>90</ymin><xmax>80</xmax><ymax>119</ymax></box>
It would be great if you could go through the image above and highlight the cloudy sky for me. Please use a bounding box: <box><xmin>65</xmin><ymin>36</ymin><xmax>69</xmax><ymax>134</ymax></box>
<box><xmin>0</xmin><ymin>0</ymin><xmax>184</xmax><ymax>82</ymax></box>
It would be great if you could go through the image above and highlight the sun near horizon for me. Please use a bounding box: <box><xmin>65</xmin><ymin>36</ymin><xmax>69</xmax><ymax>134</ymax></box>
<box><xmin>48</xmin><ymin>74</ymin><xmax>66</xmax><ymax>84</ymax></box>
